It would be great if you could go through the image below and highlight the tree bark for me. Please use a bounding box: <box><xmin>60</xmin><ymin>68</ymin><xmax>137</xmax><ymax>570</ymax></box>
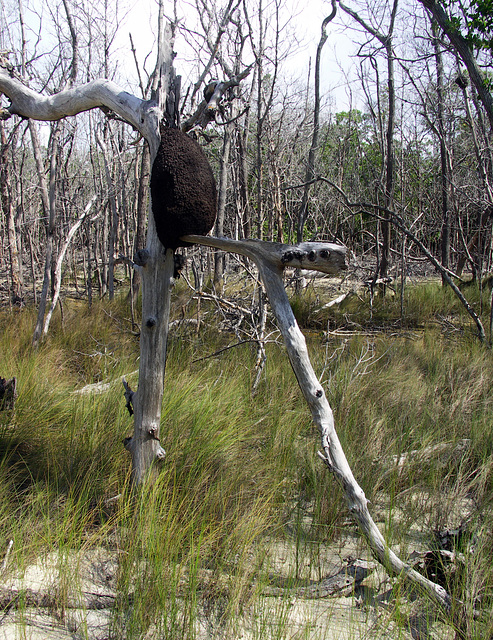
<box><xmin>418</xmin><ymin>0</ymin><xmax>493</xmax><ymax>131</ymax></box>
<box><xmin>132</xmin><ymin>141</ymin><xmax>151</xmax><ymax>299</ymax></box>
<box><xmin>0</xmin><ymin>73</ymin><xmax>156</xmax><ymax>137</ymax></box>
<box><xmin>214</xmin><ymin>126</ymin><xmax>232</xmax><ymax>289</ymax></box>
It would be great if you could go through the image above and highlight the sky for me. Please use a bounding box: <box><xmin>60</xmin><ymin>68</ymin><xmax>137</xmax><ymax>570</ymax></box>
<box><xmin>1</xmin><ymin>0</ymin><xmax>363</xmax><ymax>112</ymax></box>
<box><xmin>114</xmin><ymin>0</ymin><xmax>361</xmax><ymax>111</ymax></box>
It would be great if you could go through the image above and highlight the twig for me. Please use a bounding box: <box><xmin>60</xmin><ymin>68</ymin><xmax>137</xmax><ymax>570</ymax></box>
<box><xmin>1</xmin><ymin>540</ymin><xmax>13</xmax><ymax>573</ymax></box>
<box><xmin>192</xmin><ymin>338</ymin><xmax>277</xmax><ymax>363</ymax></box>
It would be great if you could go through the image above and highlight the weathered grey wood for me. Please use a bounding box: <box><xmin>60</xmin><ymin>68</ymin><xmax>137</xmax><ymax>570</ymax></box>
<box><xmin>263</xmin><ymin>558</ymin><xmax>374</xmax><ymax>599</ymax></box>
<box><xmin>123</xmin><ymin>243</ymin><xmax>171</xmax><ymax>482</ymax></box>
<box><xmin>181</xmin><ymin>235</ymin><xmax>347</xmax><ymax>275</ymax></box>
<box><xmin>123</xmin><ymin>17</ymin><xmax>176</xmax><ymax>484</ymax></box>
<box><xmin>184</xmin><ymin>233</ymin><xmax>451</xmax><ymax>611</ymax></box>
<box><xmin>0</xmin><ymin>69</ymin><xmax>159</xmax><ymax>141</ymax></box>
<box><xmin>0</xmin><ymin>20</ymin><xmax>173</xmax><ymax>483</ymax></box>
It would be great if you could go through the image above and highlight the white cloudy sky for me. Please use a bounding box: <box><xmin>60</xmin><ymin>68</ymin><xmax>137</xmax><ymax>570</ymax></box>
<box><xmin>115</xmin><ymin>0</ymin><xmax>361</xmax><ymax>111</ymax></box>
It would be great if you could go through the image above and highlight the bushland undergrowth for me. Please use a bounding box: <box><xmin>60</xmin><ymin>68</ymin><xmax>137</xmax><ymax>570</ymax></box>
<box><xmin>0</xmin><ymin>278</ymin><xmax>492</xmax><ymax>638</ymax></box>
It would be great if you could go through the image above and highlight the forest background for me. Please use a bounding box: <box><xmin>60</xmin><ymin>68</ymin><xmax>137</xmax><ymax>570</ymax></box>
<box><xmin>2</xmin><ymin>0</ymin><xmax>493</xmax><ymax>310</ymax></box>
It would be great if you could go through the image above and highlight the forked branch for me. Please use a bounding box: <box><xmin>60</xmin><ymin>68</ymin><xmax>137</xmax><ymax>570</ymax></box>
<box><xmin>184</xmin><ymin>233</ymin><xmax>451</xmax><ymax>611</ymax></box>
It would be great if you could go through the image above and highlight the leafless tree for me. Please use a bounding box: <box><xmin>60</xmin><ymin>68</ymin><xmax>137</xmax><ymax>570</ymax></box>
<box><xmin>296</xmin><ymin>1</ymin><xmax>337</xmax><ymax>243</ymax></box>
<box><xmin>339</xmin><ymin>0</ymin><xmax>399</xmax><ymax>282</ymax></box>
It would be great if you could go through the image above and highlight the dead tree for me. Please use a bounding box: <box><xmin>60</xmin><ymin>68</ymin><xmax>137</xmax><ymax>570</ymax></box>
<box><xmin>0</xmin><ymin>14</ymin><xmax>452</xmax><ymax>612</ymax></box>
<box><xmin>182</xmin><ymin>233</ymin><xmax>451</xmax><ymax>611</ymax></box>
<box><xmin>0</xmin><ymin>11</ymin><xmax>176</xmax><ymax>482</ymax></box>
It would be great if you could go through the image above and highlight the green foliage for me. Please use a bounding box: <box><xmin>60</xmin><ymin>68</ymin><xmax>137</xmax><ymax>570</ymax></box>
<box><xmin>321</xmin><ymin>110</ymin><xmax>383</xmax><ymax>199</ymax></box>
<box><xmin>444</xmin><ymin>0</ymin><xmax>493</xmax><ymax>52</ymax></box>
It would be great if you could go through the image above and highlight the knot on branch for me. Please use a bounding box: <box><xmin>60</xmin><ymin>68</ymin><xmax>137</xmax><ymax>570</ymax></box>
<box><xmin>122</xmin><ymin>378</ymin><xmax>134</xmax><ymax>416</ymax></box>
<box><xmin>148</xmin><ymin>427</ymin><xmax>160</xmax><ymax>440</ymax></box>
<box><xmin>0</xmin><ymin>54</ymin><xmax>19</xmax><ymax>78</ymax></box>
<box><xmin>133</xmin><ymin>249</ymin><xmax>150</xmax><ymax>267</ymax></box>
<box><xmin>174</xmin><ymin>253</ymin><xmax>185</xmax><ymax>279</ymax></box>
<box><xmin>281</xmin><ymin>250</ymin><xmax>305</xmax><ymax>264</ymax></box>
<box><xmin>317</xmin><ymin>450</ymin><xmax>334</xmax><ymax>472</ymax></box>
<box><xmin>279</xmin><ymin>244</ymin><xmax>342</xmax><ymax>271</ymax></box>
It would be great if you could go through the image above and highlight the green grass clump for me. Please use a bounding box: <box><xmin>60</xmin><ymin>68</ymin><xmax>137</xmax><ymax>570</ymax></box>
<box><xmin>297</xmin><ymin>278</ymin><xmax>493</xmax><ymax>339</ymax></box>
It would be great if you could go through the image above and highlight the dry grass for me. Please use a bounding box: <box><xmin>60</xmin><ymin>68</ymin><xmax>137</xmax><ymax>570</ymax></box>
<box><xmin>0</xmin><ymin>279</ymin><xmax>492</xmax><ymax>638</ymax></box>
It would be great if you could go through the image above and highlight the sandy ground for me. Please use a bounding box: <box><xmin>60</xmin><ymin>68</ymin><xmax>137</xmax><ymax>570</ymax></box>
<box><xmin>0</xmin><ymin>530</ymin><xmax>456</xmax><ymax>640</ymax></box>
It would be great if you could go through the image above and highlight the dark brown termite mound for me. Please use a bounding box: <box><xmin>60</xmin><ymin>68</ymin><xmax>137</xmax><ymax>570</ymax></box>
<box><xmin>150</xmin><ymin>126</ymin><xmax>217</xmax><ymax>250</ymax></box>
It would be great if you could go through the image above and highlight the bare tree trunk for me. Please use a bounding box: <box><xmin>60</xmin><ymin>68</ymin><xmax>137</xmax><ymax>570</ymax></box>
<box><xmin>32</xmin><ymin>123</ymin><xmax>60</xmax><ymax>347</ymax></box>
<box><xmin>432</xmin><ymin>21</ymin><xmax>452</xmax><ymax>285</ymax></box>
<box><xmin>0</xmin><ymin>121</ymin><xmax>22</xmax><ymax>304</ymax></box>
<box><xmin>0</xmin><ymin>9</ymin><xmax>236</xmax><ymax>483</ymax></box>
<box><xmin>296</xmin><ymin>1</ymin><xmax>337</xmax><ymax>243</ymax></box>
<box><xmin>214</xmin><ymin>126</ymin><xmax>232</xmax><ymax>289</ymax></box>
<box><xmin>42</xmin><ymin>197</ymin><xmax>96</xmax><ymax>336</ymax></box>
<box><xmin>123</xmin><ymin>17</ymin><xmax>178</xmax><ymax>484</ymax></box>
<box><xmin>272</xmin><ymin>163</ymin><xmax>283</xmax><ymax>243</ymax></box>
<box><xmin>125</xmin><ymin>245</ymin><xmax>173</xmax><ymax>484</ymax></box>
<box><xmin>95</xmin><ymin>126</ymin><xmax>118</xmax><ymax>300</ymax></box>
<box><xmin>132</xmin><ymin>141</ymin><xmax>151</xmax><ymax>300</ymax></box>
<box><xmin>379</xmin><ymin>38</ymin><xmax>396</xmax><ymax>280</ymax></box>
<box><xmin>236</xmin><ymin>119</ymin><xmax>251</xmax><ymax>239</ymax></box>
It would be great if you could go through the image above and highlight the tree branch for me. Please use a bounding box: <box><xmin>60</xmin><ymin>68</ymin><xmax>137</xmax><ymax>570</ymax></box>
<box><xmin>181</xmin><ymin>235</ymin><xmax>347</xmax><ymax>274</ymax></box>
<box><xmin>417</xmin><ymin>0</ymin><xmax>493</xmax><ymax>130</ymax></box>
<box><xmin>0</xmin><ymin>67</ymin><xmax>158</xmax><ymax>141</ymax></box>
<box><xmin>182</xmin><ymin>232</ymin><xmax>451</xmax><ymax>611</ymax></box>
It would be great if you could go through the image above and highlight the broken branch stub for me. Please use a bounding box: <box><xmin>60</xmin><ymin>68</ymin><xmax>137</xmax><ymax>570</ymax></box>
<box><xmin>181</xmin><ymin>235</ymin><xmax>347</xmax><ymax>275</ymax></box>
